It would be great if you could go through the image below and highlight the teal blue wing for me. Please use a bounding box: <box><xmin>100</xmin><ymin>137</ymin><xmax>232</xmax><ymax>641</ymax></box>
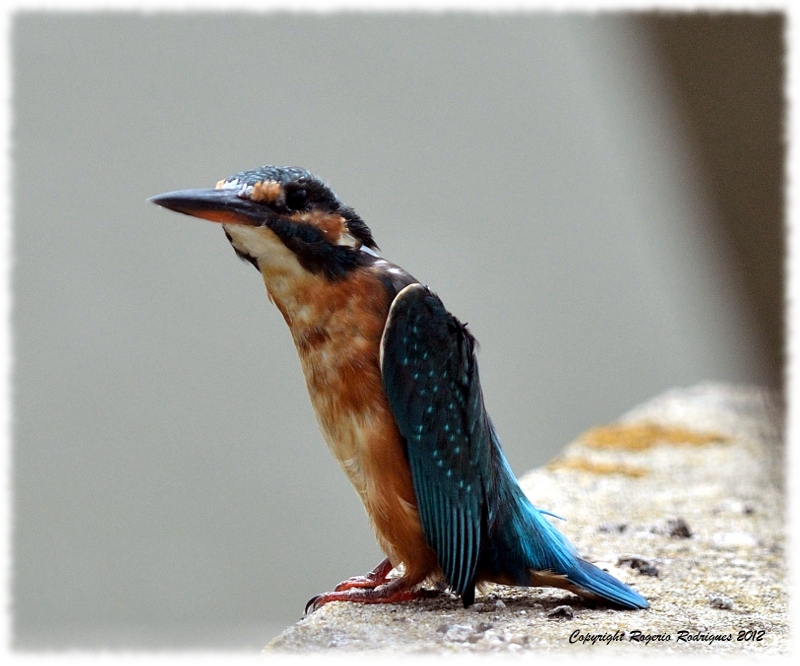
<box><xmin>379</xmin><ymin>284</ymin><xmax>649</xmax><ymax>610</ymax></box>
<box><xmin>380</xmin><ymin>283</ymin><xmax>492</xmax><ymax>604</ymax></box>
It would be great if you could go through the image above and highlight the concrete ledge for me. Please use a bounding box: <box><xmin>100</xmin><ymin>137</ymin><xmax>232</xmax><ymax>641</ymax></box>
<box><xmin>266</xmin><ymin>383</ymin><xmax>787</xmax><ymax>654</ymax></box>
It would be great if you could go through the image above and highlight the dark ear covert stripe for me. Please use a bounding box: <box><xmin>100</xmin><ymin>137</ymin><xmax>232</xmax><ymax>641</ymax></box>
<box><xmin>269</xmin><ymin>217</ymin><xmax>371</xmax><ymax>280</ymax></box>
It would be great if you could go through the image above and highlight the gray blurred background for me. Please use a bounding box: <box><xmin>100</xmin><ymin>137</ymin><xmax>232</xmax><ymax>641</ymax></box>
<box><xmin>12</xmin><ymin>12</ymin><xmax>783</xmax><ymax>651</ymax></box>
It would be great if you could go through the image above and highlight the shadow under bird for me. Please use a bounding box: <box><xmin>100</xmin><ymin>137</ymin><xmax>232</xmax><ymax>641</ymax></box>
<box><xmin>150</xmin><ymin>166</ymin><xmax>649</xmax><ymax>614</ymax></box>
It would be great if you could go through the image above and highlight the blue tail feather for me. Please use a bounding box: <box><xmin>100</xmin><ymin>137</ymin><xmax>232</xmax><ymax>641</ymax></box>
<box><xmin>483</xmin><ymin>434</ymin><xmax>648</xmax><ymax>610</ymax></box>
<box><xmin>567</xmin><ymin>558</ymin><xmax>649</xmax><ymax>609</ymax></box>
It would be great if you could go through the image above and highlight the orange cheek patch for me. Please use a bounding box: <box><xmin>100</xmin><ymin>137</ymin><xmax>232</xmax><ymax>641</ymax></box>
<box><xmin>292</xmin><ymin>211</ymin><xmax>348</xmax><ymax>244</ymax></box>
<box><xmin>250</xmin><ymin>180</ymin><xmax>282</xmax><ymax>203</ymax></box>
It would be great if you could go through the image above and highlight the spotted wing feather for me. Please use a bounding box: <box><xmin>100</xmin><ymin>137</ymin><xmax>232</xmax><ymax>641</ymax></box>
<box><xmin>380</xmin><ymin>283</ymin><xmax>492</xmax><ymax>604</ymax></box>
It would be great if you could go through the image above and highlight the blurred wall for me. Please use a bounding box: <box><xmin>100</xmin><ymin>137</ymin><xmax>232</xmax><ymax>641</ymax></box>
<box><xmin>12</xmin><ymin>12</ymin><xmax>783</xmax><ymax>650</ymax></box>
<box><xmin>640</xmin><ymin>13</ymin><xmax>784</xmax><ymax>388</ymax></box>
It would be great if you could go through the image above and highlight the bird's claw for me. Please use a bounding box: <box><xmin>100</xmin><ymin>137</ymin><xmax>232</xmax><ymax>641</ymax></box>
<box><xmin>304</xmin><ymin>594</ymin><xmax>323</xmax><ymax>617</ymax></box>
<box><xmin>302</xmin><ymin>580</ymin><xmax>424</xmax><ymax>617</ymax></box>
<box><xmin>333</xmin><ymin>574</ymin><xmax>381</xmax><ymax>592</ymax></box>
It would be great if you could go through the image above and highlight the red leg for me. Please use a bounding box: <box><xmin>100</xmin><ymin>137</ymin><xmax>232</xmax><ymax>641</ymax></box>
<box><xmin>333</xmin><ymin>557</ymin><xmax>395</xmax><ymax>592</ymax></box>
<box><xmin>305</xmin><ymin>577</ymin><xmax>424</xmax><ymax>616</ymax></box>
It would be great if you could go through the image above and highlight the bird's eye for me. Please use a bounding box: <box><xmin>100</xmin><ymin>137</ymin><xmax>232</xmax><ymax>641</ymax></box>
<box><xmin>285</xmin><ymin>188</ymin><xmax>309</xmax><ymax>210</ymax></box>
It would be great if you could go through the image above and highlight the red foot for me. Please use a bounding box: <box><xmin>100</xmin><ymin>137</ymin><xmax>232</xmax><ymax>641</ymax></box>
<box><xmin>333</xmin><ymin>557</ymin><xmax>395</xmax><ymax>592</ymax></box>
<box><xmin>304</xmin><ymin>578</ymin><xmax>423</xmax><ymax>616</ymax></box>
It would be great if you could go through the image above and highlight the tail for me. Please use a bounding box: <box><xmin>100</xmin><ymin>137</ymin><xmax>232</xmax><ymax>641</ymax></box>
<box><xmin>482</xmin><ymin>435</ymin><xmax>649</xmax><ymax>610</ymax></box>
<box><xmin>567</xmin><ymin>558</ymin><xmax>649</xmax><ymax>609</ymax></box>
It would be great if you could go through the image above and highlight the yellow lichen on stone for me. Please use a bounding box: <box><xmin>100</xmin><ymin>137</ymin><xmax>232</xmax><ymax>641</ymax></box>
<box><xmin>581</xmin><ymin>422</ymin><xmax>729</xmax><ymax>451</ymax></box>
<box><xmin>546</xmin><ymin>457</ymin><xmax>648</xmax><ymax>477</ymax></box>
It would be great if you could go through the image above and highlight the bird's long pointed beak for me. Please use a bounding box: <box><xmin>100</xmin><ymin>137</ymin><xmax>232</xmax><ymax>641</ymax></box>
<box><xmin>149</xmin><ymin>188</ymin><xmax>266</xmax><ymax>226</ymax></box>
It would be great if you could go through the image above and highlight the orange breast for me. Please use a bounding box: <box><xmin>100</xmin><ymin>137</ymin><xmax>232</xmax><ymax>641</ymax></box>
<box><xmin>269</xmin><ymin>266</ymin><xmax>439</xmax><ymax>583</ymax></box>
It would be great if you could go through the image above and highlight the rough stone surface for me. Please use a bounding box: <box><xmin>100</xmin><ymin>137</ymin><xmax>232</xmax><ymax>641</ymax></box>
<box><xmin>265</xmin><ymin>383</ymin><xmax>787</xmax><ymax>654</ymax></box>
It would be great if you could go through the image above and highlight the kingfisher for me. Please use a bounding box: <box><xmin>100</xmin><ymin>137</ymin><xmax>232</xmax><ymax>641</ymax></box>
<box><xmin>150</xmin><ymin>165</ymin><xmax>648</xmax><ymax>614</ymax></box>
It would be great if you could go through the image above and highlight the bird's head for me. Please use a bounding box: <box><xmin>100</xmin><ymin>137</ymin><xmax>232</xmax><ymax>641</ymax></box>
<box><xmin>150</xmin><ymin>166</ymin><xmax>378</xmax><ymax>279</ymax></box>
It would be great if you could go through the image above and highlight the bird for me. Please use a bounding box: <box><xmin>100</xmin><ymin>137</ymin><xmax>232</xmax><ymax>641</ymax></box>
<box><xmin>150</xmin><ymin>165</ymin><xmax>649</xmax><ymax>614</ymax></box>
